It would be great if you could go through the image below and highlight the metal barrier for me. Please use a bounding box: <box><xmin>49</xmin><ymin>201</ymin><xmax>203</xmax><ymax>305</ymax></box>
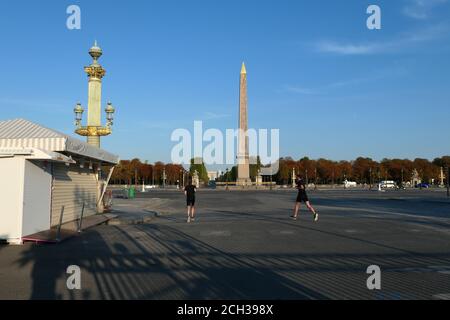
<box><xmin>55</xmin><ymin>206</ymin><xmax>65</xmax><ymax>242</ymax></box>
<box><xmin>77</xmin><ymin>203</ymin><xmax>85</xmax><ymax>233</ymax></box>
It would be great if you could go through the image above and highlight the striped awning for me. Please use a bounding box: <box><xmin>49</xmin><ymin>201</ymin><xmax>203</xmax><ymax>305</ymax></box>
<box><xmin>0</xmin><ymin>119</ymin><xmax>119</xmax><ymax>164</ymax></box>
<box><xmin>0</xmin><ymin>147</ymin><xmax>76</xmax><ymax>163</ymax></box>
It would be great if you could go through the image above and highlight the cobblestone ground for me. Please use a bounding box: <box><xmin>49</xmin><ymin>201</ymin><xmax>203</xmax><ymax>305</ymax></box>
<box><xmin>1</xmin><ymin>189</ymin><xmax>449</xmax><ymax>300</ymax></box>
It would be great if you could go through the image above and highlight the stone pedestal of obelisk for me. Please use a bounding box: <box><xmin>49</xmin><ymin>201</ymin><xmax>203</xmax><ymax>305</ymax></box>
<box><xmin>237</xmin><ymin>62</ymin><xmax>251</xmax><ymax>186</ymax></box>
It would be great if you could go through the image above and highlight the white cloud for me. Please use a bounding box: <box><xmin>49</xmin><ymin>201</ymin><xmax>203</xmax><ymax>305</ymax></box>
<box><xmin>316</xmin><ymin>42</ymin><xmax>381</xmax><ymax>55</ymax></box>
<box><xmin>203</xmin><ymin>112</ymin><xmax>230</xmax><ymax>120</ymax></box>
<box><xmin>403</xmin><ymin>0</ymin><xmax>448</xmax><ymax>20</ymax></box>
<box><xmin>314</xmin><ymin>23</ymin><xmax>449</xmax><ymax>55</ymax></box>
<box><xmin>284</xmin><ymin>67</ymin><xmax>408</xmax><ymax>95</ymax></box>
<box><xmin>284</xmin><ymin>86</ymin><xmax>318</xmax><ymax>95</ymax></box>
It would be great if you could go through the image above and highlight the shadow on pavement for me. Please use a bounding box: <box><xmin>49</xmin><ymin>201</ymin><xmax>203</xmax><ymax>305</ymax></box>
<box><xmin>12</xmin><ymin>194</ymin><xmax>450</xmax><ymax>300</ymax></box>
<box><xmin>15</xmin><ymin>222</ymin><xmax>329</xmax><ymax>299</ymax></box>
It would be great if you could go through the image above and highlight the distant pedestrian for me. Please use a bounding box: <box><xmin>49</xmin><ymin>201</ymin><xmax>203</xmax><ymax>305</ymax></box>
<box><xmin>184</xmin><ymin>177</ymin><xmax>196</xmax><ymax>223</ymax></box>
<box><xmin>291</xmin><ymin>175</ymin><xmax>319</xmax><ymax>222</ymax></box>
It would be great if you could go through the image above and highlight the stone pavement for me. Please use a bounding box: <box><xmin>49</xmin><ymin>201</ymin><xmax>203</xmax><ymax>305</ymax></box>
<box><xmin>107</xmin><ymin>201</ymin><xmax>157</xmax><ymax>225</ymax></box>
<box><xmin>0</xmin><ymin>189</ymin><xmax>449</xmax><ymax>299</ymax></box>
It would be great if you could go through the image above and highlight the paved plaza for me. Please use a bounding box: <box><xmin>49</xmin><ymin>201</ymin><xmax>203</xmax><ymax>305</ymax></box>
<box><xmin>0</xmin><ymin>188</ymin><xmax>449</xmax><ymax>299</ymax></box>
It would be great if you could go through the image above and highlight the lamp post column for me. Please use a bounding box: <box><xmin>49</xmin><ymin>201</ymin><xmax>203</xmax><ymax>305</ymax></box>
<box><xmin>447</xmin><ymin>167</ymin><xmax>449</xmax><ymax>198</ymax></box>
<box><xmin>74</xmin><ymin>41</ymin><xmax>115</xmax><ymax>148</ymax></box>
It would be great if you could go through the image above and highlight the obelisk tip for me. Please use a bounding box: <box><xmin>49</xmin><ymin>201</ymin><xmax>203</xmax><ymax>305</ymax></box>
<box><xmin>241</xmin><ymin>62</ymin><xmax>246</xmax><ymax>74</ymax></box>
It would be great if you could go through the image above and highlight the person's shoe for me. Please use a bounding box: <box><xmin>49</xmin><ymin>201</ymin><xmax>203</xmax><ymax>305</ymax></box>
<box><xmin>187</xmin><ymin>217</ymin><xmax>191</xmax><ymax>223</ymax></box>
<box><xmin>313</xmin><ymin>213</ymin><xmax>319</xmax><ymax>222</ymax></box>
<box><xmin>291</xmin><ymin>215</ymin><xmax>298</xmax><ymax>220</ymax></box>
<box><xmin>191</xmin><ymin>217</ymin><xmax>195</xmax><ymax>222</ymax></box>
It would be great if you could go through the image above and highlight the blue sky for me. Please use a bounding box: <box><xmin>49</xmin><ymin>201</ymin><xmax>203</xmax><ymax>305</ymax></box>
<box><xmin>0</xmin><ymin>0</ymin><xmax>449</xmax><ymax>164</ymax></box>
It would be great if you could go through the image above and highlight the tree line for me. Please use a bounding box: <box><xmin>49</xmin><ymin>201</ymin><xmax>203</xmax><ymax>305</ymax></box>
<box><xmin>110</xmin><ymin>158</ymin><xmax>209</xmax><ymax>185</ymax></box>
<box><xmin>220</xmin><ymin>156</ymin><xmax>450</xmax><ymax>185</ymax></box>
<box><xmin>111</xmin><ymin>156</ymin><xmax>450</xmax><ymax>186</ymax></box>
<box><xmin>110</xmin><ymin>159</ymin><xmax>185</xmax><ymax>185</ymax></box>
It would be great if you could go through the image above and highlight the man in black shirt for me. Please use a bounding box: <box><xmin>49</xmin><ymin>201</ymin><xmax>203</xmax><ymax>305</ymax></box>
<box><xmin>291</xmin><ymin>175</ymin><xmax>319</xmax><ymax>222</ymax></box>
<box><xmin>184</xmin><ymin>177</ymin><xmax>196</xmax><ymax>223</ymax></box>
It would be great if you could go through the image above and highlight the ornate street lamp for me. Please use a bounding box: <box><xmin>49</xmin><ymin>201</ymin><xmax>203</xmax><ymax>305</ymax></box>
<box><xmin>74</xmin><ymin>41</ymin><xmax>117</xmax><ymax>148</ymax></box>
<box><xmin>74</xmin><ymin>102</ymin><xmax>84</xmax><ymax>128</ymax></box>
<box><xmin>105</xmin><ymin>102</ymin><xmax>115</xmax><ymax>127</ymax></box>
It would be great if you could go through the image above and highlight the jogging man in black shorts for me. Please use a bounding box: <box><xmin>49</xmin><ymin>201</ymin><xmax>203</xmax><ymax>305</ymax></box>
<box><xmin>184</xmin><ymin>177</ymin><xmax>196</xmax><ymax>223</ymax></box>
<box><xmin>291</xmin><ymin>175</ymin><xmax>319</xmax><ymax>221</ymax></box>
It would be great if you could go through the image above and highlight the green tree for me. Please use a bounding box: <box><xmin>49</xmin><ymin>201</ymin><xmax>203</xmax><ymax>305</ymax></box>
<box><xmin>249</xmin><ymin>156</ymin><xmax>262</xmax><ymax>180</ymax></box>
<box><xmin>189</xmin><ymin>158</ymin><xmax>209</xmax><ymax>184</ymax></box>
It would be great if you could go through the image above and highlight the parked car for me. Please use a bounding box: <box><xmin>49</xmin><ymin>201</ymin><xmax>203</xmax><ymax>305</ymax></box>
<box><xmin>208</xmin><ymin>181</ymin><xmax>217</xmax><ymax>189</ymax></box>
<box><xmin>415</xmin><ymin>183</ymin><xmax>430</xmax><ymax>188</ymax></box>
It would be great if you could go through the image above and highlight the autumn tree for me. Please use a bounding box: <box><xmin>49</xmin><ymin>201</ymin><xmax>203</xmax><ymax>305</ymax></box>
<box><xmin>316</xmin><ymin>158</ymin><xmax>336</xmax><ymax>184</ymax></box>
<box><xmin>413</xmin><ymin>158</ymin><xmax>440</xmax><ymax>183</ymax></box>
<box><xmin>112</xmin><ymin>155</ymin><xmax>447</xmax><ymax>186</ymax></box>
<box><xmin>352</xmin><ymin>157</ymin><xmax>378</xmax><ymax>184</ymax></box>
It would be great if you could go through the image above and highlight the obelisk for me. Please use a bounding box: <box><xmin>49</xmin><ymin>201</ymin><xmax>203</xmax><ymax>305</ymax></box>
<box><xmin>237</xmin><ymin>62</ymin><xmax>250</xmax><ymax>186</ymax></box>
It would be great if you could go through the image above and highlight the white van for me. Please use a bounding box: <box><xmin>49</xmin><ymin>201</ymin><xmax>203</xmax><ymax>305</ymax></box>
<box><xmin>380</xmin><ymin>180</ymin><xmax>396</xmax><ymax>189</ymax></box>
<box><xmin>344</xmin><ymin>180</ymin><xmax>357</xmax><ymax>188</ymax></box>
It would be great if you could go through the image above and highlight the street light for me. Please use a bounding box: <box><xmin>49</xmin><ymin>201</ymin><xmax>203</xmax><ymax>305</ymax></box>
<box><xmin>305</xmin><ymin>169</ymin><xmax>308</xmax><ymax>189</ymax></box>
<box><xmin>135</xmin><ymin>168</ymin><xmax>138</xmax><ymax>190</ymax></box>
<box><xmin>226</xmin><ymin>168</ymin><xmax>229</xmax><ymax>190</ymax></box>
<box><xmin>105</xmin><ymin>102</ymin><xmax>115</xmax><ymax>127</ymax></box>
<box><xmin>74</xmin><ymin>103</ymin><xmax>84</xmax><ymax>127</ymax></box>
<box><xmin>447</xmin><ymin>166</ymin><xmax>449</xmax><ymax>198</ymax></box>
<box><xmin>401</xmin><ymin>168</ymin><xmax>404</xmax><ymax>189</ymax></box>
<box><xmin>180</xmin><ymin>169</ymin><xmax>183</xmax><ymax>188</ymax></box>
<box><xmin>73</xmin><ymin>42</ymin><xmax>116</xmax><ymax>148</ymax></box>
<box><xmin>152</xmin><ymin>164</ymin><xmax>155</xmax><ymax>187</ymax></box>
<box><xmin>270</xmin><ymin>166</ymin><xmax>273</xmax><ymax>190</ymax></box>
<box><xmin>314</xmin><ymin>167</ymin><xmax>318</xmax><ymax>190</ymax></box>
<box><xmin>163</xmin><ymin>168</ymin><xmax>166</xmax><ymax>188</ymax></box>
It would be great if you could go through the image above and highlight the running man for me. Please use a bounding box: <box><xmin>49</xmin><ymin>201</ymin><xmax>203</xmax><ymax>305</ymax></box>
<box><xmin>184</xmin><ymin>177</ymin><xmax>196</xmax><ymax>223</ymax></box>
<box><xmin>291</xmin><ymin>175</ymin><xmax>319</xmax><ymax>222</ymax></box>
